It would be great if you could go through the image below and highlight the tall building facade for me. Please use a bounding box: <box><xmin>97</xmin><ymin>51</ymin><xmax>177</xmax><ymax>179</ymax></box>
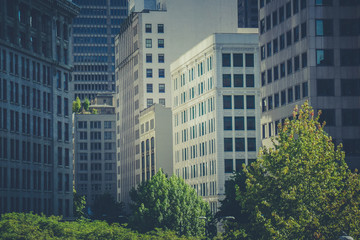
<box><xmin>74</xmin><ymin>94</ymin><xmax>117</xmax><ymax>209</ymax></box>
<box><xmin>139</xmin><ymin>104</ymin><xmax>173</xmax><ymax>181</ymax></box>
<box><xmin>115</xmin><ymin>0</ymin><xmax>238</xmax><ymax>204</ymax></box>
<box><xmin>238</xmin><ymin>0</ymin><xmax>258</xmax><ymax>28</ymax></box>
<box><xmin>259</xmin><ymin>0</ymin><xmax>360</xmax><ymax>168</ymax></box>
<box><xmin>171</xmin><ymin>33</ymin><xmax>261</xmax><ymax>212</ymax></box>
<box><xmin>0</xmin><ymin>0</ymin><xmax>79</xmax><ymax>217</ymax></box>
<box><xmin>71</xmin><ymin>0</ymin><xmax>128</xmax><ymax>100</ymax></box>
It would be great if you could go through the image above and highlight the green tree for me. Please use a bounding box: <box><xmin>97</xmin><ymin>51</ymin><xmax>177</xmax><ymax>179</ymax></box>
<box><xmin>91</xmin><ymin>193</ymin><xmax>126</xmax><ymax>224</ymax></box>
<box><xmin>129</xmin><ymin>170</ymin><xmax>213</xmax><ymax>237</ymax></box>
<box><xmin>73</xmin><ymin>187</ymin><xmax>86</xmax><ymax>219</ymax></box>
<box><xmin>83</xmin><ymin>98</ymin><xmax>90</xmax><ymax>111</ymax></box>
<box><xmin>72</xmin><ymin>96</ymin><xmax>81</xmax><ymax>113</ymax></box>
<box><xmin>236</xmin><ymin>102</ymin><xmax>360</xmax><ymax>239</ymax></box>
<box><xmin>91</xmin><ymin>108</ymin><xmax>98</xmax><ymax>114</ymax></box>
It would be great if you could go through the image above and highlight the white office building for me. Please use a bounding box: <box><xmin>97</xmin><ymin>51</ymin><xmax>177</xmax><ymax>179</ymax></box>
<box><xmin>171</xmin><ymin>32</ymin><xmax>261</xmax><ymax>212</ymax></box>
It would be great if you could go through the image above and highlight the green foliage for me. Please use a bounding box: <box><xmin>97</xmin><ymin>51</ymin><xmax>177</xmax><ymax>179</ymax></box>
<box><xmin>73</xmin><ymin>187</ymin><xmax>86</xmax><ymax>219</ymax></box>
<box><xmin>235</xmin><ymin>102</ymin><xmax>360</xmax><ymax>239</ymax></box>
<box><xmin>91</xmin><ymin>193</ymin><xmax>125</xmax><ymax>224</ymax></box>
<box><xmin>91</xmin><ymin>108</ymin><xmax>98</xmax><ymax>114</ymax></box>
<box><xmin>129</xmin><ymin>170</ymin><xmax>213</xmax><ymax>237</ymax></box>
<box><xmin>0</xmin><ymin>212</ymin><xmax>197</xmax><ymax>240</ymax></box>
<box><xmin>72</xmin><ymin>97</ymin><xmax>81</xmax><ymax>113</ymax></box>
<box><xmin>83</xmin><ymin>98</ymin><xmax>90</xmax><ymax>111</ymax></box>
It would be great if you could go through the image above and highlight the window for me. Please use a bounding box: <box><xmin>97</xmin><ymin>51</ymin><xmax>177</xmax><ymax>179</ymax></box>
<box><xmin>235</xmin><ymin>138</ymin><xmax>245</xmax><ymax>152</ymax></box>
<box><xmin>287</xmin><ymin>59</ymin><xmax>292</xmax><ymax>75</ymax></box>
<box><xmin>317</xmin><ymin>79</ymin><xmax>334</xmax><ymax>96</ymax></box>
<box><xmin>145</xmin><ymin>24</ymin><xmax>151</xmax><ymax>33</ymax></box>
<box><xmin>236</xmin><ymin>159</ymin><xmax>245</xmax><ymax>172</ymax></box>
<box><xmin>294</xmin><ymin>55</ymin><xmax>300</xmax><ymax>71</ymax></box>
<box><xmin>279</xmin><ymin>6</ymin><xmax>285</xmax><ymax>23</ymax></box>
<box><xmin>266</xmin><ymin>15</ymin><xmax>271</xmax><ymax>31</ymax></box>
<box><xmin>262</xmin><ymin>98</ymin><xmax>267</xmax><ymax>112</ymax></box>
<box><xmin>224</xmin><ymin>117</ymin><xmax>232</xmax><ymax>130</ymax></box>
<box><xmin>222</xmin><ymin>74</ymin><xmax>231</xmax><ymax>87</ymax></box>
<box><xmin>302</xmin><ymin>82</ymin><xmax>308</xmax><ymax>97</ymax></box>
<box><xmin>294</xmin><ymin>26</ymin><xmax>299</xmax><ymax>42</ymax></box>
<box><xmin>302</xmin><ymin>52</ymin><xmax>307</xmax><ymax>68</ymax></box>
<box><xmin>301</xmin><ymin>22</ymin><xmax>307</xmax><ymax>38</ymax></box>
<box><xmin>340</xmin><ymin>19</ymin><xmax>359</xmax><ymax>36</ymax></box>
<box><xmin>342</xmin><ymin>109</ymin><xmax>360</xmax><ymax>126</ymax></box>
<box><xmin>260</xmin><ymin>18</ymin><xmax>265</xmax><ymax>34</ymax></box>
<box><xmin>261</xmin><ymin>45</ymin><xmax>265</xmax><ymax>60</ymax></box>
<box><xmin>286</xmin><ymin>30</ymin><xmax>292</xmax><ymax>47</ymax></box>
<box><xmin>146</xmin><ymin>68</ymin><xmax>152</xmax><ymax>78</ymax></box>
<box><xmin>267</xmin><ymin>69</ymin><xmax>272</xmax><ymax>83</ymax></box>
<box><xmin>272</xmin><ymin>11</ymin><xmax>278</xmax><ymax>27</ymax></box>
<box><xmin>234</xmin><ymin>95</ymin><xmax>244</xmax><ymax>109</ymax></box>
<box><xmin>146</xmin><ymin>84</ymin><xmax>153</xmax><ymax>93</ymax></box>
<box><xmin>286</xmin><ymin>1</ymin><xmax>292</xmax><ymax>18</ymax></box>
<box><xmin>145</xmin><ymin>39</ymin><xmax>152</xmax><ymax>48</ymax></box>
<box><xmin>233</xmin><ymin>53</ymin><xmax>243</xmax><ymax>67</ymax></box>
<box><xmin>288</xmin><ymin>88</ymin><xmax>293</xmax><ymax>103</ymax></box>
<box><xmin>247</xmin><ymin>117</ymin><xmax>255</xmax><ymax>130</ymax></box>
<box><xmin>315</xmin><ymin>0</ymin><xmax>333</xmax><ymax>6</ymax></box>
<box><xmin>245</xmin><ymin>54</ymin><xmax>254</xmax><ymax>67</ymax></box>
<box><xmin>341</xmin><ymin>79</ymin><xmax>360</xmax><ymax>96</ymax></box>
<box><xmin>234</xmin><ymin>74</ymin><xmax>243</xmax><ymax>87</ymax></box>
<box><xmin>293</xmin><ymin>0</ymin><xmax>299</xmax><ymax>14</ymax></box>
<box><xmin>159</xmin><ymin>84</ymin><xmax>165</xmax><ymax>93</ymax></box>
<box><xmin>319</xmin><ymin>109</ymin><xmax>336</xmax><ymax>126</ymax></box>
<box><xmin>340</xmin><ymin>49</ymin><xmax>360</xmax><ymax>66</ymax></box>
<box><xmin>223</xmin><ymin>96</ymin><xmax>232</xmax><ymax>109</ymax></box>
<box><xmin>267</xmin><ymin>42</ymin><xmax>272</xmax><ymax>57</ymax></box>
<box><xmin>295</xmin><ymin>85</ymin><xmax>301</xmax><ymax>100</ymax></box>
<box><xmin>268</xmin><ymin>96</ymin><xmax>273</xmax><ymax>110</ymax></box>
<box><xmin>316</xmin><ymin>19</ymin><xmax>333</xmax><ymax>36</ymax></box>
<box><xmin>158</xmin><ymin>54</ymin><xmax>164</xmax><ymax>63</ymax></box>
<box><xmin>274</xmin><ymin>66</ymin><xmax>279</xmax><ymax>81</ymax></box>
<box><xmin>158</xmin><ymin>69</ymin><xmax>165</xmax><ymax>78</ymax></box>
<box><xmin>246</xmin><ymin>74</ymin><xmax>254</xmax><ymax>87</ymax></box>
<box><xmin>280</xmin><ymin>34</ymin><xmax>285</xmax><ymax>50</ymax></box>
<box><xmin>222</xmin><ymin>54</ymin><xmax>231</xmax><ymax>67</ymax></box>
<box><xmin>225</xmin><ymin>159</ymin><xmax>233</xmax><ymax>173</ymax></box>
<box><xmin>281</xmin><ymin>90</ymin><xmax>286</xmax><ymax>105</ymax></box>
<box><xmin>235</xmin><ymin>117</ymin><xmax>244</xmax><ymax>130</ymax></box>
<box><xmin>159</xmin><ymin>98</ymin><xmax>165</xmax><ymax>106</ymax></box>
<box><xmin>57</xmin><ymin>122</ymin><xmax>62</xmax><ymax>140</ymax></box>
<box><xmin>247</xmin><ymin>138</ymin><xmax>256</xmax><ymax>151</ymax></box>
<box><xmin>316</xmin><ymin>49</ymin><xmax>333</xmax><ymax>66</ymax></box>
<box><xmin>158</xmin><ymin>39</ymin><xmax>164</xmax><ymax>48</ymax></box>
<box><xmin>273</xmin><ymin>38</ymin><xmax>278</xmax><ymax>54</ymax></box>
<box><xmin>280</xmin><ymin>62</ymin><xmax>286</xmax><ymax>78</ymax></box>
<box><xmin>146</xmin><ymin>98</ymin><xmax>153</xmax><ymax>108</ymax></box>
<box><xmin>274</xmin><ymin>93</ymin><xmax>280</xmax><ymax>108</ymax></box>
<box><xmin>224</xmin><ymin>138</ymin><xmax>233</xmax><ymax>152</ymax></box>
<box><xmin>246</xmin><ymin>95</ymin><xmax>255</xmax><ymax>109</ymax></box>
<box><xmin>146</xmin><ymin>54</ymin><xmax>152</xmax><ymax>63</ymax></box>
<box><xmin>261</xmin><ymin>72</ymin><xmax>266</xmax><ymax>86</ymax></box>
<box><xmin>301</xmin><ymin>0</ymin><xmax>307</xmax><ymax>9</ymax></box>
<box><xmin>157</xmin><ymin>24</ymin><xmax>164</xmax><ymax>33</ymax></box>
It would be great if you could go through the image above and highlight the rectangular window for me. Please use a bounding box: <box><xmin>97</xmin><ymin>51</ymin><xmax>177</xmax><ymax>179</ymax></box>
<box><xmin>145</xmin><ymin>39</ymin><xmax>152</xmax><ymax>48</ymax></box>
<box><xmin>146</xmin><ymin>54</ymin><xmax>152</xmax><ymax>63</ymax></box>
<box><xmin>234</xmin><ymin>116</ymin><xmax>245</xmax><ymax>131</ymax></box>
<box><xmin>288</xmin><ymin>88</ymin><xmax>293</xmax><ymax>103</ymax></box>
<box><xmin>157</xmin><ymin>24</ymin><xmax>164</xmax><ymax>33</ymax></box>
<box><xmin>146</xmin><ymin>68</ymin><xmax>152</xmax><ymax>78</ymax></box>
<box><xmin>246</xmin><ymin>74</ymin><xmax>254</xmax><ymax>87</ymax></box>
<box><xmin>341</xmin><ymin>79</ymin><xmax>360</xmax><ymax>96</ymax></box>
<box><xmin>286</xmin><ymin>1</ymin><xmax>292</xmax><ymax>18</ymax></box>
<box><xmin>147</xmin><ymin>98</ymin><xmax>153</xmax><ymax>108</ymax></box>
<box><xmin>146</xmin><ymin>83</ymin><xmax>153</xmax><ymax>93</ymax></box>
<box><xmin>315</xmin><ymin>0</ymin><xmax>333</xmax><ymax>6</ymax></box>
<box><xmin>234</xmin><ymin>95</ymin><xmax>244</xmax><ymax>109</ymax></box>
<box><xmin>302</xmin><ymin>82</ymin><xmax>308</xmax><ymax>97</ymax></box>
<box><xmin>245</xmin><ymin>54</ymin><xmax>254</xmax><ymax>67</ymax></box>
<box><xmin>222</xmin><ymin>54</ymin><xmax>231</xmax><ymax>67</ymax></box>
<box><xmin>247</xmin><ymin>138</ymin><xmax>256</xmax><ymax>151</ymax></box>
<box><xmin>274</xmin><ymin>93</ymin><xmax>280</xmax><ymax>108</ymax></box>
<box><xmin>267</xmin><ymin>69</ymin><xmax>272</xmax><ymax>84</ymax></box>
<box><xmin>342</xmin><ymin>109</ymin><xmax>360</xmax><ymax>126</ymax></box>
<box><xmin>223</xmin><ymin>96</ymin><xmax>232</xmax><ymax>109</ymax></box>
<box><xmin>319</xmin><ymin>109</ymin><xmax>335</xmax><ymax>126</ymax></box>
<box><xmin>234</xmin><ymin>74</ymin><xmax>243</xmax><ymax>87</ymax></box>
<box><xmin>273</xmin><ymin>38</ymin><xmax>278</xmax><ymax>54</ymax></box>
<box><xmin>317</xmin><ymin>79</ymin><xmax>335</xmax><ymax>96</ymax></box>
<box><xmin>266</xmin><ymin>15</ymin><xmax>271</xmax><ymax>31</ymax></box>
<box><xmin>316</xmin><ymin>19</ymin><xmax>333</xmax><ymax>36</ymax></box>
<box><xmin>316</xmin><ymin>49</ymin><xmax>334</xmax><ymax>66</ymax></box>
<box><xmin>246</xmin><ymin>95</ymin><xmax>255</xmax><ymax>109</ymax></box>
<box><xmin>294</xmin><ymin>55</ymin><xmax>300</xmax><ymax>71</ymax></box>
<box><xmin>158</xmin><ymin>69</ymin><xmax>165</xmax><ymax>78</ymax></box>
<box><xmin>145</xmin><ymin>24</ymin><xmax>152</xmax><ymax>33</ymax></box>
<box><xmin>293</xmin><ymin>0</ymin><xmax>299</xmax><ymax>14</ymax></box>
<box><xmin>158</xmin><ymin>39</ymin><xmax>164</xmax><ymax>48</ymax></box>
<box><xmin>280</xmin><ymin>62</ymin><xmax>286</xmax><ymax>78</ymax></box>
<box><xmin>295</xmin><ymin>85</ymin><xmax>301</xmax><ymax>100</ymax></box>
<box><xmin>293</xmin><ymin>26</ymin><xmax>299</xmax><ymax>42</ymax></box>
<box><xmin>233</xmin><ymin>53</ymin><xmax>243</xmax><ymax>67</ymax></box>
<box><xmin>268</xmin><ymin>96</ymin><xmax>273</xmax><ymax>110</ymax></box>
<box><xmin>272</xmin><ymin>11</ymin><xmax>278</xmax><ymax>27</ymax></box>
<box><xmin>301</xmin><ymin>22</ymin><xmax>307</xmax><ymax>38</ymax></box>
<box><xmin>225</xmin><ymin>159</ymin><xmax>233</xmax><ymax>173</ymax></box>
<box><xmin>224</xmin><ymin>117</ymin><xmax>232</xmax><ymax>130</ymax></box>
<box><xmin>280</xmin><ymin>34</ymin><xmax>285</xmax><ymax>50</ymax></box>
<box><xmin>267</xmin><ymin>42</ymin><xmax>272</xmax><ymax>57</ymax></box>
<box><xmin>281</xmin><ymin>90</ymin><xmax>286</xmax><ymax>105</ymax></box>
<box><xmin>247</xmin><ymin>117</ymin><xmax>255</xmax><ymax>130</ymax></box>
<box><xmin>279</xmin><ymin>6</ymin><xmax>285</xmax><ymax>23</ymax></box>
<box><xmin>224</xmin><ymin>138</ymin><xmax>233</xmax><ymax>152</ymax></box>
<box><xmin>302</xmin><ymin>52</ymin><xmax>307</xmax><ymax>68</ymax></box>
<box><xmin>340</xmin><ymin>49</ymin><xmax>360</xmax><ymax>66</ymax></box>
<box><xmin>286</xmin><ymin>30</ymin><xmax>292</xmax><ymax>47</ymax></box>
<box><xmin>274</xmin><ymin>66</ymin><xmax>279</xmax><ymax>81</ymax></box>
<box><xmin>301</xmin><ymin>0</ymin><xmax>307</xmax><ymax>9</ymax></box>
<box><xmin>159</xmin><ymin>84</ymin><xmax>165</xmax><ymax>93</ymax></box>
<box><xmin>235</xmin><ymin>138</ymin><xmax>245</xmax><ymax>152</ymax></box>
<box><xmin>287</xmin><ymin>59</ymin><xmax>293</xmax><ymax>75</ymax></box>
<box><xmin>158</xmin><ymin>54</ymin><xmax>164</xmax><ymax>63</ymax></box>
<box><xmin>223</xmin><ymin>74</ymin><xmax>231</xmax><ymax>87</ymax></box>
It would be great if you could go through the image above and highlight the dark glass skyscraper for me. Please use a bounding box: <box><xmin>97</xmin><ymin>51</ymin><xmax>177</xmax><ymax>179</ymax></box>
<box><xmin>238</xmin><ymin>0</ymin><xmax>258</xmax><ymax>28</ymax></box>
<box><xmin>72</xmin><ymin>0</ymin><xmax>128</xmax><ymax>100</ymax></box>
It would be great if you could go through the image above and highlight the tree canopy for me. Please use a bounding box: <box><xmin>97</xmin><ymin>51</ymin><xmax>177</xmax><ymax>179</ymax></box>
<box><xmin>91</xmin><ymin>193</ymin><xmax>125</xmax><ymax>224</ymax></box>
<box><xmin>233</xmin><ymin>102</ymin><xmax>360</xmax><ymax>239</ymax></box>
<box><xmin>129</xmin><ymin>170</ymin><xmax>213</xmax><ymax>237</ymax></box>
<box><xmin>72</xmin><ymin>97</ymin><xmax>81</xmax><ymax>113</ymax></box>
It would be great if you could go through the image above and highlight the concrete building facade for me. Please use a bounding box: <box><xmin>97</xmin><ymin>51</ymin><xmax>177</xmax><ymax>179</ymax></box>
<box><xmin>139</xmin><ymin>104</ymin><xmax>173</xmax><ymax>181</ymax></box>
<box><xmin>171</xmin><ymin>33</ymin><xmax>261</xmax><ymax>213</ymax></box>
<box><xmin>115</xmin><ymin>0</ymin><xmax>238</xmax><ymax>204</ymax></box>
<box><xmin>0</xmin><ymin>0</ymin><xmax>79</xmax><ymax>217</ymax></box>
<box><xmin>74</xmin><ymin>94</ymin><xmax>117</xmax><ymax>208</ymax></box>
<box><xmin>259</xmin><ymin>0</ymin><xmax>360</xmax><ymax>168</ymax></box>
<box><xmin>238</xmin><ymin>0</ymin><xmax>259</xmax><ymax>28</ymax></box>
<box><xmin>71</xmin><ymin>0</ymin><xmax>128</xmax><ymax>101</ymax></box>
